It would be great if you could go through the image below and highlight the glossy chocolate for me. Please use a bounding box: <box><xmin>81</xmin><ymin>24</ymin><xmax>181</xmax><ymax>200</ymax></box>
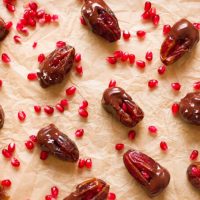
<box><xmin>37</xmin><ymin>45</ymin><xmax>75</xmax><ymax>88</ymax></box>
<box><xmin>160</xmin><ymin>19</ymin><xmax>199</xmax><ymax>65</ymax></box>
<box><xmin>187</xmin><ymin>162</ymin><xmax>200</xmax><ymax>190</ymax></box>
<box><xmin>0</xmin><ymin>186</ymin><xmax>9</xmax><ymax>200</ymax></box>
<box><xmin>179</xmin><ymin>92</ymin><xmax>200</xmax><ymax>126</ymax></box>
<box><xmin>37</xmin><ymin>124</ymin><xmax>79</xmax><ymax>162</ymax></box>
<box><xmin>0</xmin><ymin>18</ymin><xmax>9</xmax><ymax>41</ymax></box>
<box><xmin>63</xmin><ymin>178</ymin><xmax>109</xmax><ymax>200</ymax></box>
<box><xmin>102</xmin><ymin>87</ymin><xmax>144</xmax><ymax>127</ymax></box>
<box><xmin>123</xmin><ymin>150</ymin><xmax>170</xmax><ymax>197</ymax></box>
<box><xmin>81</xmin><ymin>0</ymin><xmax>121</xmax><ymax>42</ymax></box>
<box><xmin>0</xmin><ymin>105</ymin><xmax>5</xmax><ymax>129</ymax></box>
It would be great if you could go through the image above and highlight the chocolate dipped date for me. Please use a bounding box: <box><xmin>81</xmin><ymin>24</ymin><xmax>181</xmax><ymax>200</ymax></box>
<box><xmin>37</xmin><ymin>45</ymin><xmax>75</xmax><ymax>88</ymax></box>
<box><xmin>37</xmin><ymin>124</ymin><xmax>79</xmax><ymax>162</ymax></box>
<box><xmin>123</xmin><ymin>150</ymin><xmax>170</xmax><ymax>197</ymax></box>
<box><xmin>179</xmin><ymin>92</ymin><xmax>200</xmax><ymax>126</ymax></box>
<box><xmin>63</xmin><ymin>178</ymin><xmax>109</xmax><ymax>200</ymax></box>
<box><xmin>102</xmin><ymin>87</ymin><xmax>144</xmax><ymax>127</ymax></box>
<box><xmin>81</xmin><ymin>0</ymin><xmax>121</xmax><ymax>42</ymax></box>
<box><xmin>160</xmin><ymin>19</ymin><xmax>199</xmax><ymax>65</ymax></box>
<box><xmin>187</xmin><ymin>162</ymin><xmax>200</xmax><ymax>190</ymax></box>
<box><xmin>0</xmin><ymin>18</ymin><xmax>9</xmax><ymax>41</ymax></box>
<box><xmin>0</xmin><ymin>105</ymin><xmax>5</xmax><ymax>129</ymax></box>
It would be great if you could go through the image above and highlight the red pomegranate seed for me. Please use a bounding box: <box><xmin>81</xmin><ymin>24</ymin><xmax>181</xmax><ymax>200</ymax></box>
<box><xmin>171</xmin><ymin>103</ymin><xmax>179</xmax><ymax>115</ymax></box>
<box><xmin>80</xmin><ymin>16</ymin><xmax>86</xmax><ymax>25</ymax></box>
<box><xmin>36</xmin><ymin>9</ymin><xmax>45</xmax><ymax>19</ymax></box>
<box><xmin>121</xmin><ymin>52</ymin><xmax>129</xmax><ymax>62</ymax></box>
<box><xmin>75</xmin><ymin>53</ymin><xmax>81</xmax><ymax>62</ymax></box>
<box><xmin>190</xmin><ymin>150</ymin><xmax>199</xmax><ymax>160</ymax></box>
<box><xmin>6</xmin><ymin>4</ymin><xmax>15</xmax><ymax>12</ymax></box>
<box><xmin>108</xmin><ymin>192</ymin><xmax>116</xmax><ymax>200</ymax></box>
<box><xmin>27</xmin><ymin>73</ymin><xmax>37</xmax><ymax>81</ymax></box>
<box><xmin>56</xmin><ymin>41</ymin><xmax>66</xmax><ymax>48</ymax></box>
<box><xmin>123</xmin><ymin>30</ymin><xmax>131</xmax><ymax>40</ymax></box>
<box><xmin>128</xmin><ymin>54</ymin><xmax>135</xmax><ymax>64</ymax></box>
<box><xmin>107</xmin><ymin>56</ymin><xmax>117</xmax><ymax>65</ymax></box>
<box><xmin>44</xmin><ymin>14</ymin><xmax>52</xmax><ymax>23</ymax></box>
<box><xmin>136</xmin><ymin>60</ymin><xmax>146</xmax><ymax>69</ymax></box>
<box><xmin>66</xmin><ymin>86</ymin><xmax>76</xmax><ymax>96</ymax></box>
<box><xmin>158</xmin><ymin>65</ymin><xmax>166</xmax><ymax>75</ymax></box>
<box><xmin>136</xmin><ymin>30</ymin><xmax>146</xmax><ymax>38</ymax></box>
<box><xmin>128</xmin><ymin>130</ymin><xmax>136</xmax><ymax>140</ymax></box>
<box><xmin>52</xmin><ymin>14</ymin><xmax>59</xmax><ymax>22</ymax></box>
<box><xmin>113</xmin><ymin>50</ymin><xmax>123</xmax><ymax>59</ymax></box>
<box><xmin>141</xmin><ymin>11</ymin><xmax>151</xmax><ymax>20</ymax></box>
<box><xmin>25</xmin><ymin>140</ymin><xmax>34</xmax><ymax>150</ymax></box>
<box><xmin>152</xmin><ymin>14</ymin><xmax>160</xmax><ymax>26</ymax></box>
<box><xmin>193</xmin><ymin>23</ymin><xmax>200</xmax><ymax>30</ymax></box>
<box><xmin>1</xmin><ymin>179</ymin><xmax>11</xmax><ymax>187</ymax></box>
<box><xmin>79</xmin><ymin>108</ymin><xmax>88</xmax><ymax>118</ymax></box>
<box><xmin>18</xmin><ymin>111</ymin><xmax>26</xmax><ymax>121</ymax></box>
<box><xmin>45</xmin><ymin>195</ymin><xmax>54</xmax><ymax>200</ymax></box>
<box><xmin>40</xmin><ymin>151</ymin><xmax>49</xmax><ymax>160</ymax></box>
<box><xmin>171</xmin><ymin>82</ymin><xmax>181</xmax><ymax>91</ymax></box>
<box><xmin>148</xmin><ymin>126</ymin><xmax>157</xmax><ymax>134</ymax></box>
<box><xmin>28</xmin><ymin>1</ymin><xmax>38</xmax><ymax>11</ymax></box>
<box><xmin>11</xmin><ymin>157</ymin><xmax>20</xmax><ymax>167</ymax></box>
<box><xmin>51</xmin><ymin>186</ymin><xmax>59</xmax><ymax>198</ymax></box>
<box><xmin>32</xmin><ymin>42</ymin><xmax>37</xmax><ymax>48</ymax></box>
<box><xmin>79</xmin><ymin>100</ymin><xmax>88</xmax><ymax>109</ymax></box>
<box><xmin>115</xmin><ymin>143</ymin><xmax>124</xmax><ymax>151</ymax></box>
<box><xmin>163</xmin><ymin>25</ymin><xmax>171</xmax><ymax>35</ymax></box>
<box><xmin>144</xmin><ymin>1</ymin><xmax>151</xmax><ymax>11</ymax></box>
<box><xmin>8</xmin><ymin>143</ymin><xmax>15</xmax><ymax>154</ymax></box>
<box><xmin>75</xmin><ymin>129</ymin><xmax>84</xmax><ymax>138</ymax></box>
<box><xmin>109</xmin><ymin>80</ymin><xmax>116</xmax><ymax>88</ymax></box>
<box><xmin>160</xmin><ymin>141</ymin><xmax>168</xmax><ymax>151</ymax></box>
<box><xmin>44</xmin><ymin>106</ymin><xmax>54</xmax><ymax>115</ymax></box>
<box><xmin>38</xmin><ymin>53</ymin><xmax>45</xmax><ymax>63</ymax></box>
<box><xmin>2</xmin><ymin>149</ymin><xmax>12</xmax><ymax>159</ymax></box>
<box><xmin>148</xmin><ymin>79</ymin><xmax>158</xmax><ymax>88</ymax></box>
<box><xmin>13</xmin><ymin>35</ymin><xmax>21</xmax><ymax>43</ymax></box>
<box><xmin>145</xmin><ymin>51</ymin><xmax>153</xmax><ymax>61</ymax></box>
<box><xmin>193</xmin><ymin>81</ymin><xmax>200</xmax><ymax>90</ymax></box>
<box><xmin>34</xmin><ymin>105</ymin><xmax>41</xmax><ymax>113</ymax></box>
<box><xmin>55</xmin><ymin>104</ymin><xmax>64</xmax><ymax>113</ymax></box>
<box><xmin>85</xmin><ymin>158</ymin><xmax>92</xmax><ymax>169</ymax></box>
<box><xmin>60</xmin><ymin>99</ymin><xmax>68</xmax><ymax>107</ymax></box>
<box><xmin>75</xmin><ymin>65</ymin><xmax>83</xmax><ymax>75</ymax></box>
<box><xmin>149</xmin><ymin>7</ymin><xmax>156</xmax><ymax>18</ymax></box>
<box><xmin>78</xmin><ymin>158</ymin><xmax>85</xmax><ymax>168</ymax></box>
<box><xmin>29</xmin><ymin>135</ymin><xmax>37</xmax><ymax>143</ymax></box>
<box><xmin>5</xmin><ymin>21</ymin><xmax>13</xmax><ymax>30</ymax></box>
<box><xmin>2</xmin><ymin>53</ymin><xmax>11</xmax><ymax>63</ymax></box>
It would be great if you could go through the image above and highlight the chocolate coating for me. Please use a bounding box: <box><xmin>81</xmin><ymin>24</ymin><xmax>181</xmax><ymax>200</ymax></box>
<box><xmin>123</xmin><ymin>150</ymin><xmax>170</xmax><ymax>197</ymax></box>
<box><xmin>0</xmin><ymin>186</ymin><xmax>9</xmax><ymax>200</ymax></box>
<box><xmin>0</xmin><ymin>105</ymin><xmax>5</xmax><ymax>129</ymax></box>
<box><xmin>187</xmin><ymin>162</ymin><xmax>200</xmax><ymax>190</ymax></box>
<box><xmin>37</xmin><ymin>124</ymin><xmax>79</xmax><ymax>162</ymax></box>
<box><xmin>0</xmin><ymin>18</ymin><xmax>9</xmax><ymax>41</ymax></box>
<box><xmin>179</xmin><ymin>92</ymin><xmax>200</xmax><ymax>126</ymax></box>
<box><xmin>102</xmin><ymin>87</ymin><xmax>144</xmax><ymax>127</ymax></box>
<box><xmin>37</xmin><ymin>45</ymin><xmax>75</xmax><ymax>88</ymax></box>
<box><xmin>63</xmin><ymin>178</ymin><xmax>109</xmax><ymax>200</ymax></box>
<box><xmin>81</xmin><ymin>0</ymin><xmax>121</xmax><ymax>42</ymax></box>
<box><xmin>160</xmin><ymin>19</ymin><xmax>199</xmax><ymax>65</ymax></box>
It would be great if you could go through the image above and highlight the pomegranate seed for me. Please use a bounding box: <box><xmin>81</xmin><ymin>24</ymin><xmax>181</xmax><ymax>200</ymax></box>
<box><xmin>193</xmin><ymin>81</ymin><xmax>200</xmax><ymax>90</ymax></box>
<box><xmin>8</xmin><ymin>143</ymin><xmax>15</xmax><ymax>154</ymax></box>
<box><xmin>45</xmin><ymin>14</ymin><xmax>52</xmax><ymax>23</ymax></box>
<box><xmin>78</xmin><ymin>158</ymin><xmax>85</xmax><ymax>168</ymax></box>
<box><xmin>1</xmin><ymin>179</ymin><xmax>11</xmax><ymax>187</ymax></box>
<box><xmin>123</xmin><ymin>30</ymin><xmax>131</xmax><ymax>40</ymax></box>
<box><xmin>28</xmin><ymin>18</ymin><xmax>36</xmax><ymax>27</ymax></box>
<box><xmin>29</xmin><ymin>135</ymin><xmax>37</xmax><ymax>143</ymax></box>
<box><xmin>78</xmin><ymin>108</ymin><xmax>88</xmax><ymax>118</ymax></box>
<box><xmin>128</xmin><ymin>54</ymin><xmax>135</xmax><ymax>64</ymax></box>
<box><xmin>2</xmin><ymin>53</ymin><xmax>11</xmax><ymax>63</ymax></box>
<box><xmin>190</xmin><ymin>150</ymin><xmax>199</xmax><ymax>160</ymax></box>
<box><xmin>75</xmin><ymin>53</ymin><xmax>81</xmax><ymax>62</ymax></box>
<box><xmin>34</xmin><ymin>105</ymin><xmax>41</xmax><ymax>113</ymax></box>
<box><xmin>56</xmin><ymin>41</ymin><xmax>66</xmax><ymax>48</ymax></box>
<box><xmin>45</xmin><ymin>195</ymin><xmax>54</xmax><ymax>200</ymax></box>
<box><xmin>75</xmin><ymin>65</ymin><xmax>83</xmax><ymax>75</ymax></box>
<box><xmin>60</xmin><ymin>99</ymin><xmax>68</xmax><ymax>107</ymax></box>
<box><xmin>148</xmin><ymin>79</ymin><xmax>158</xmax><ymax>88</ymax></box>
<box><xmin>152</xmin><ymin>14</ymin><xmax>160</xmax><ymax>26</ymax></box>
<box><xmin>128</xmin><ymin>130</ymin><xmax>136</xmax><ymax>140</ymax></box>
<box><xmin>108</xmin><ymin>192</ymin><xmax>116</xmax><ymax>200</ymax></box>
<box><xmin>144</xmin><ymin>1</ymin><xmax>151</xmax><ymax>11</ymax></box>
<box><xmin>18</xmin><ymin>111</ymin><xmax>26</xmax><ymax>121</ymax></box>
<box><xmin>145</xmin><ymin>51</ymin><xmax>153</xmax><ymax>61</ymax></box>
<box><xmin>141</xmin><ymin>11</ymin><xmax>151</xmax><ymax>20</ymax></box>
<box><xmin>36</xmin><ymin>9</ymin><xmax>45</xmax><ymax>19</ymax></box>
<box><xmin>85</xmin><ymin>158</ymin><xmax>92</xmax><ymax>169</ymax></box>
<box><xmin>115</xmin><ymin>143</ymin><xmax>124</xmax><ymax>151</ymax></box>
<box><xmin>55</xmin><ymin>104</ymin><xmax>64</xmax><ymax>113</ymax></box>
<box><xmin>66</xmin><ymin>86</ymin><xmax>76</xmax><ymax>96</ymax></box>
<box><xmin>136</xmin><ymin>60</ymin><xmax>146</xmax><ymax>69</ymax></box>
<box><xmin>122</xmin><ymin>103</ymin><xmax>127</xmax><ymax>112</ymax></box>
<box><xmin>136</xmin><ymin>30</ymin><xmax>146</xmax><ymax>38</ymax></box>
<box><xmin>32</xmin><ymin>42</ymin><xmax>37</xmax><ymax>48</ymax></box>
<box><xmin>27</xmin><ymin>73</ymin><xmax>37</xmax><ymax>80</ymax></box>
<box><xmin>40</xmin><ymin>151</ymin><xmax>49</xmax><ymax>160</ymax></box>
<box><xmin>149</xmin><ymin>7</ymin><xmax>156</xmax><ymax>18</ymax></box>
<box><xmin>193</xmin><ymin>23</ymin><xmax>200</xmax><ymax>30</ymax></box>
<box><xmin>171</xmin><ymin>103</ymin><xmax>179</xmax><ymax>115</ymax></box>
<box><xmin>158</xmin><ymin>65</ymin><xmax>166</xmax><ymax>75</ymax></box>
<box><xmin>163</xmin><ymin>25</ymin><xmax>171</xmax><ymax>35</ymax></box>
<box><xmin>38</xmin><ymin>53</ymin><xmax>45</xmax><ymax>63</ymax></box>
<box><xmin>171</xmin><ymin>82</ymin><xmax>181</xmax><ymax>91</ymax></box>
<box><xmin>114</xmin><ymin>50</ymin><xmax>123</xmax><ymax>59</ymax></box>
<box><xmin>5</xmin><ymin>21</ymin><xmax>13</xmax><ymax>30</ymax></box>
<box><xmin>79</xmin><ymin>100</ymin><xmax>88</xmax><ymax>109</ymax></box>
<box><xmin>2</xmin><ymin>149</ymin><xmax>12</xmax><ymax>159</ymax></box>
<box><xmin>6</xmin><ymin>4</ymin><xmax>15</xmax><ymax>12</ymax></box>
<box><xmin>44</xmin><ymin>106</ymin><xmax>54</xmax><ymax>115</ymax></box>
<box><xmin>51</xmin><ymin>186</ymin><xmax>59</xmax><ymax>198</ymax></box>
<box><xmin>13</xmin><ymin>35</ymin><xmax>21</xmax><ymax>43</ymax></box>
<box><xmin>0</xmin><ymin>80</ymin><xmax>2</xmax><ymax>87</ymax></box>
<box><xmin>109</xmin><ymin>80</ymin><xmax>116</xmax><ymax>88</ymax></box>
<box><xmin>11</xmin><ymin>157</ymin><xmax>20</xmax><ymax>167</ymax></box>
<box><xmin>75</xmin><ymin>129</ymin><xmax>84</xmax><ymax>138</ymax></box>
<box><xmin>38</xmin><ymin>18</ymin><xmax>45</xmax><ymax>25</ymax></box>
<box><xmin>107</xmin><ymin>56</ymin><xmax>117</xmax><ymax>65</ymax></box>
<box><xmin>121</xmin><ymin>52</ymin><xmax>129</xmax><ymax>62</ymax></box>
<box><xmin>25</xmin><ymin>140</ymin><xmax>34</xmax><ymax>150</ymax></box>
<box><xmin>80</xmin><ymin>16</ymin><xmax>86</xmax><ymax>25</ymax></box>
<box><xmin>160</xmin><ymin>141</ymin><xmax>168</xmax><ymax>151</ymax></box>
<box><xmin>148</xmin><ymin>126</ymin><xmax>157</xmax><ymax>134</ymax></box>
<box><xmin>28</xmin><ymin>1</ymin><xmax>38</xmax><ymax>11</ymax></box>
<box><xmin>52</xmin><ymin>14</ymin><xmax>59</xmax><ymax>22</ymax></box>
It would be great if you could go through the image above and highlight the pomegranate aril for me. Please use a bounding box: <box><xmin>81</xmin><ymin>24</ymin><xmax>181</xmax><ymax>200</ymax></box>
<box><xmin>34</xmin><ymin>105</ymin><xmax>41</xmax><ymax>113</ymax></box>
<box><xmin>80</xmin><ymin>16</ymin><xmax>86</xmax><ymax>25</ymax></box>
<box><xmin>145</xmin><ymin>51</ymin><xmax>153</xmax><ymax>61</ymax></box>
<box><xmin>37</xmin><ymin>9</ymin><xmax>45</xmax><ymax>19</ymax></box>
<box><xmin>75</xmin><ymin>129</ymin><xmax>84</xmax><ymax>138</ymax></box>
<box><xmin>163</xmin><ymin>24</ymin><xmax>171</xmax><ymax>35</ymax></box>
<box><xmin>2</xmin><ymin>149</ymin><xmax>12</xmax><ymax>159</ymax></box>
<box><xmin>128</xmin><ymin>130</ymin><xmax>136</xmax><ymax>140</ymax></box>
<box><xmin>29</xmin><ymin>135</ymin><xmax>37</xmax><ymax>143</ymax></box>
<box><xmin>45</xmin><ymin>14</ymin><xmax>52</xmax><ymax>23</ymax></box>
<box><xmin>66</xmin><ymin>86</ymin><xmax>76</xmax><ymax>96</ymax></box>
<box><xmin>123</xmin><ymin>30</ymin><xmax>131</xmax><ymax>40</ymax></box>
<box><xmin>56</xmin><ymin>41</ymin><xmax>66</xmax><ymax>48</ymax></box>
<box><xmin>148</xmin><ymin>126</ymin><xmax>157</xmax><ymax>134</ymax></box>
<box><xmin>75</xmin><ymin>65</ymin><xmax>83</xmax><ymax>75</ymax></box>
<box><xmin>121</xmin><ymin>52</ymin><xmax>129</xmax><ymax>62</ymax></box>
<box><xmin>5</xmin><ymin>21</ymin><xmax>13</xmax><ymax>30</ymax></box>
<box><xmin>78</xmin><ymin>158</ymin><xmax>85</xmax><ymax>168</ymax></box>
<box><xmin>13</xmin><ymin>35</ymin><xmax>21</xmax><ymax>43</ymax></box>
<box><xmin>109</xmin><ymin>80</ymin><xmax>116</xmax><ymax>88</ymax></box>
<box><xmin>141</xmin><ymin>11</ymin><xmax>151</xmax><ymax>20</ymax></box>
<box><xmin>171</xmin><ymin>103</ymin><xmax>179</xmax><ymax>115</ymax></box>
<box><xmin>136</xmin><ymin>60</ymin><xmax>146</xmax><ymax>69</ymax></box>
<box><xmin>144</xmin><ymin>1</ymin><xmax>151</xmax><ymax>11</ymax></box>
<box><xmin>55</xmin><ymin>104</ymin><xmax>64</xmax><ymax>113</ymax></box>
<box><xmin>51</xmin><ymin>186</ymin><xmax>59</xmax><ymax>198</ymax></box>
<box><xmin>38</xmin><ymin>53</ymin><xmax>45</xmax><ymax>63</ymax></box>
<box><xmin>8</xmin><ymin>143</ymin><xmax>15</xmax><ymax>154</ymax></box>
<box><xmin>160</xmin><ymin>141</ymin><xmax>168</xmax><ymax>151</ymax></box>
<box><xmin>32</xmin><ymin>42</ymin><xmax>37</xmax><ymax>48</ymax></box>
<box><xmin>152</xmin><ymin>14</ymin><xmax>160</xmax><ymax>26</ymax></box>
<box><xmin>108</xmin><ymin>192</ymin><xmax>116</xmax><ymax>200</ymax></box>
<box><xmin>28</xmin><ymin>1</ymin><xmax>38</xmax><ymax>11</ymax></box>
<box><xmin>25</xmin><ymin>140</ymin><xmax>34</xmax><ymax>150</ymax></box>
<box><xmin>85</xmin><ymin>158</ymin><xmax>92</xmax><ymax>169</ymax></box>
<box><xmin>148</xmin><ymin>79</ymin><xmax>158</xmax><ymax>88</ymax></box>
<box><xmin>27</xmin><ymin>73</ymin><xmax>37</xmax><ymax>80</ymax></box>
<box><xmin>28</xmin><ymin>18</ymin><xmax>36</xmax><ymax>27</ymax></box>
<box><xmin>1</xmin><ymin>179</ymin><xmax>11</xmax><ymax>187</ymax></box>
<box><xmin>193</xmin><ymin>81</ymin><xmax>200</xmax><ymax>90</ymax></box>
<box><xmin>128</xmin><ymin>54</ymin><xmax>135</xmax><ymax>64</ymax></box>
<box><xmin>2</xmin><ymin>53</ymin><xmax>11</xmax><ymax>63</ymax></box>
<box><xmin>79</xmin><ymin>100</ymin><xmax>88</xmax><ymax>109</ymax></box>
<box><xmin>18</xmin><ymin>111</ymin><xmax>26</xmax><ymax>121</ymax></box>
<box><xmin>136</xmin><ymin>30</ymin><xmax>146</xmax><ymax>38</ymax></box>
<box><xmin>190</xmin><ymin>150</ymin><xmax>199</xmax><ymax>160</ymax></box>
<box><xmin>75</xmin><ymin>53</ymin><xmax>81</xmax><ymax>62</ymax></box>
<box><xmin>193</xmin><ymin>23</ymin><xmax>200</xmax><ymax>30</ymax></box>
<box><xmin>52</xmin><ymin>14</ymin><xmax>59</xmax><ymax>22</ymax></box>
<box><xmin>11</xmin><ymin>157</ymin><xmax>20</xmax><ymax>167</ymax></box>
<box><xmin>6</xmin><ymin>4</ymin><xmax>15</xmax><ymax>12</ymax></box>
<box><xmin>107</xmin><ymin>56</ymin><xmax>117</xmax><ymax>65</ymax></box>
<box><xmin>45</xmin><ymin>195</ymin><xmax>54</xmax><ymax>200</ymax></box>
<box><xmin>40</xmin><ymin>151</ymin><xmax>49</xmax><ymax>160</ymax></box>
<box><xmin>171</xmin><ymin>82</ymin><xmax>181</xmax><ymax>91</ymax></box>
<box><xmin>79</xmin><ymin>108</ymin><xmax>88</xmax><ymax>118</ymax></box>
<box><xmin>44</xmin><ymin>106</ymin><xmax>54</xmax><ymax>115</ymax></box>
<box><xmin>114</xmin><ymin>50</ymin><xmax>123</xmax><ymax>59</ymax></box>
<box><xmin>60</xmin><ymin>99</ymin><xmax>68</xmax><ymax>107</ymax></box>
<box><xmin>149</xmin><ymin>7</ymin><xmax>156</xmax><ymax>18</ymax></box>
<box><xmin>115</xmin><ymin>143</ymin><xmax>124</xmax><ymax>151</ymax></box>
<box><xmin>158</xmin><ymin>65</ymin><xmax>166</xmax><ymax>75</ymax></box>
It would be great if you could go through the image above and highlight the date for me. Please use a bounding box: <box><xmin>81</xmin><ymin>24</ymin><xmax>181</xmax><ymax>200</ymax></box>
<box><xmin>0</xmin><ymin>186</ymin><xmax>9</xmax><ymax>200</ymax></box>
<box><xmin>37</xmin><ymin>124</ymin><xmax>79</xmax><ymax>162</ymax></box>
<box><xmin>123</xmin><ymin>150</ymin><xmax>170</xmax><ymax>197</ymax></box>
<box><xmin>187</xmin><ymin>162</ymin><xmax>200</xmax><ymax>190</ymax></box>
<box><xmin>0</xmin><ymin>18</ymin><xmax>9</xmax><ymax>41</ymax></box>
<box><xmin>0</xmin><ymin>105</ymin><xmax>5</xmax><ymax>129</ymax></box>
<box><xmin>179</xmin><ymin>92</ymin><xmax>200</xmax><ymax>126</ymax></box>
<box><xmin>63</xmin><ymin>178</ymin><xmax>109</xmax><ymax>200</ymax></box>
<box><xmin>37</xmin><ymin>45</ymin><xmax>75</xmax><ymax>88</ymax></box>
<box><xmin>160</xmin><ymin>19</ymin><xmax>199</xmax><ymax>65</ymax></box>
<box><xmin>102</xmin><ymin>87</ymin><xmax>144</xmax><ymax>127</ymax></box>
<box><xmin>81</xmin><ymin>0</ymin><xmax>121</xmax><ymax>42</ymax></box>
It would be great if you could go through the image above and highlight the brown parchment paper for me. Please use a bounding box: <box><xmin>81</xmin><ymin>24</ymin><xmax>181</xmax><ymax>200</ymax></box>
<box><xmin>0</xmin><ymin>0</ymin><xmax>200</xmax><ymax>199</ymax></box>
